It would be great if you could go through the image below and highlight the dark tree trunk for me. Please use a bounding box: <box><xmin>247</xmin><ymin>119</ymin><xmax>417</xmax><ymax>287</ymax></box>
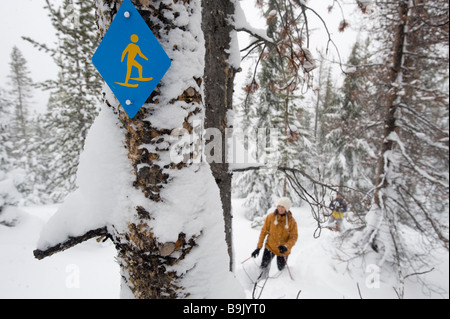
<box><xmin>373</xmin><ymin>1</ymin><xmax>408</xmax><ymax>207</ymax></box>
<box><xmin>201</xmin><ymin>0</ymin><xmax>238</xmax><ymax>271</ymax></box>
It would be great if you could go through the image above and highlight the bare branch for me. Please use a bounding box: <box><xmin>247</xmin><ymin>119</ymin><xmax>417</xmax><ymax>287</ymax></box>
<box><xmin>236</xmin><ymin>25</ymin><xmax>275</xmax><ymax>45</ymax></box>
<box><xmin>232</xmin><ymin>165</ymin><xmax>367</xmax><ymax>194</ymax></box>
<box><xmin>404</xmin><ymin>267</ymin><xmax>435</xmax><ymax>280</ymax></box>
<box><xmin>33</xmin><ymin>227</ymin><xmax>109</xmax><ymax>260</ymax></box>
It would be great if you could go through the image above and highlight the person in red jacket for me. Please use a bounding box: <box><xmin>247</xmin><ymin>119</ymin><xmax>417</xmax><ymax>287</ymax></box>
<box><xmin>251</xmin><ymin>197</ymin><xmax>298</xmax><ymax>271</ymax></box>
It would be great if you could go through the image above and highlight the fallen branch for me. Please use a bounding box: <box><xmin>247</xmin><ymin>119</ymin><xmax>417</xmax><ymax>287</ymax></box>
<box><xmin>33</xmin><ymin>227</ymin><xmax>109</xmax><ymax>260</ymax></box>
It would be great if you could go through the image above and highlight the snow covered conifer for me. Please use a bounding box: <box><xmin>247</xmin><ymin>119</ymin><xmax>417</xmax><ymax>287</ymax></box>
<box><xmin>346</xmin><ymin>0</ymin><xmax>449</xmax><ymax>295</ymax></box>
<box><xmin>24</xmin><ymin>0</ymin><xmax>101</xmax><ymax>202</ymax></box>
<box><xmin>7</xmin><ymin>47</ymin><xmax>33</xmax><ymax>143</ymax></box>
<box><xmin>234</xmin><ymin>0</ymin><xmax>316</xmax><ymax>217</ymax></box>
<box><xmin>321</xmin><ymin>40</ymin><xmax>377</xmax><ymax>213</ymax></box>
<box><xmin>0</xmin><ymin>88</ymin><xmax>22</xmax><ymax>214</ymax></box>
<box><xmin>0</xmin><ymin>88</ymin><xmax>9</xmax><ymax>171</ymax></box>
<box><xmin>5</xmin><ymin>47</ymin><xmax>35</xmax><ymax>198</ymax></box>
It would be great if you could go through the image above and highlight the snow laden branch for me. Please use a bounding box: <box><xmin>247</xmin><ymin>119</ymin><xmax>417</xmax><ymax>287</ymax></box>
<box><xmin>387</xmin><ymin>131</ymin><xmax>448</xmax><ymax>189</ymax></box>
<box><xmin>33</xmin><ymin>227</ymin><xmax>109</xmax><ymax>260</ymax></box>
<box><xmin>338</xmin><ymin>0</ymin><xmax>449</xmax><ymax>297</ymax></box>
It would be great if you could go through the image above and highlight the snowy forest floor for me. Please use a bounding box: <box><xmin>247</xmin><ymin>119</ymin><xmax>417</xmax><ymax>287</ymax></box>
<box><xmin>1</xmin><ymin>198</ymin><xmax>448</xmax><ymax>299</ymax></box>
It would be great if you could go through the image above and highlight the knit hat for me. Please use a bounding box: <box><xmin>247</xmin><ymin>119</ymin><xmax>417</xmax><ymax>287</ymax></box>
<box><xmin>275</xmin><ymin>197</ymin><xmax>291</xmax><ymax>229</ymax></box>
<box><xmin>277</xmin><ymin>197</ymin><xmax>291</xmax><ymax>212</ymax></box>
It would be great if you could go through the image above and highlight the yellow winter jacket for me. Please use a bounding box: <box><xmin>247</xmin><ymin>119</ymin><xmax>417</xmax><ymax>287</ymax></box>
<box><xmin>332</xmin><ymin>211</ymin><xmax>345</xmax><ymax>219</ymax></box>
<box><xmin>257</xmin><ymin>211</ymin><xmax>298</xmax><ymax>256</ymax></box>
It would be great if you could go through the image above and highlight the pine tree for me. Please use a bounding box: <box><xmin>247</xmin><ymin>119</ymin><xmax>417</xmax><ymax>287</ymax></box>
<box><xmin>316</xmin><ymin>66</ymin><xmax>341</xmax><ymax>155</ymax></box>
<box><xmin>234</xmin><ymin>0</ymin><xmax>316</xmax><ymax>218</ymax></box>
<box><xmin>232</xmin><ymin>68</ymin><xmax>278</xmax><ymax>221</ymax></box>
<box><xmin>321</xmin><ymin>39</ymin><xmax>378</xmax><ymax>215</ymax></box>
<box><xmin>346</xmin><ymin>0</ymin><xmax>449</xmax><ymax>296</ymax></box>
<box><xmin>27</xmin><ymin>113</ymin><xmax>54</xmax><ymax>204</ymax></box>
<box><xmin>342</xmin><ymin>38</ymin><xmax>380</xmax><ymax>203</ymax></box>
<box><xmin>7</xmin><ymin>47</ymin><xmax>32</xmax><ymax>143</ymax></box>
<box><xmin>0</xmin><ymin>88</ymin><xmax>21</xmax><ymax>214</ymax></box>
<box><xmin>5</xmin><ymin>46</ymin><xmax>35</xmax><ymax>197</ymax></box>
<box><xmin>24</xmin><ymin>0</ymin><xmax>101</xmax><ymax>202</ymax></box>
<box><xmin>0</xmin><ymin>88</ymin><xmax>9</xmax><ymax>170</ymax></box>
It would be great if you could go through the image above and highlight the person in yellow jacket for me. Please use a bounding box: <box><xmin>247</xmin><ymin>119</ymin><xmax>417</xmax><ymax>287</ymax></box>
<box><xmin>251</xmin><ymin>197</ymin><xmax>298</xmax><ymax>271</ymax></box>
<box><xmin>327</xmin><ymin>192</ymin><xmax>347</xmax><ymax>232</ymax></box>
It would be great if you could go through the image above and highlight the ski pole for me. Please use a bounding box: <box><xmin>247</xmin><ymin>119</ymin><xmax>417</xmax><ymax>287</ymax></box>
<box><xmin>283</xmin><ymin>255</ymin><xmax>294</xmax><ymax>280</ymax></box>
<box><xmin>241</xmin><ymin>256</ymin><xmax>253</xmax><ymax>264</ymax></box>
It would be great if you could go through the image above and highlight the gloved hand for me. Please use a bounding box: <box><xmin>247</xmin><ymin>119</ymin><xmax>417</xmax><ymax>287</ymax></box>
<box><xmin>251</xmin><ymin>248</ymin><xmax>260</xmax><ymax>258</ymax></box>
<box><xmin>278</xmin><ymin>245</ymin><xmax>287</xmax><ymax>254</ymax></box>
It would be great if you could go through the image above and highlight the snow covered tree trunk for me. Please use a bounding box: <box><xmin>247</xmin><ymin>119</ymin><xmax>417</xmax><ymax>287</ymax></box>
<box><xmin>347</xmin><ymin>1</ymin><xmax>410</xmax><ymax>272</ymax></box>
<box><xmin>372</xmin><ymin>1</ymin><xmax>408</xmax><ymax>208</ymax></box>
<box><xmin>347</xmin><ymin>0</ymin><xmax>449</xmax><ymax>292</ymax></box>
<box><xmin>366</xmin><ymin>0</ymin><xmax>449</xmax><ymax>248</ymax></box>
<box><xmin>93</xmin><ymin>0</ymin><xmax>241</xmax><ymax>299</ymax></box>
<box><xmin>35</xmin><ymin>0</ymin><xmax>241</xmax><ymax>299</ymax></box>
<box><xmin>354</xmin><ymin>2</ymin><xmax>411</xmax><ymax>280</ymax></box>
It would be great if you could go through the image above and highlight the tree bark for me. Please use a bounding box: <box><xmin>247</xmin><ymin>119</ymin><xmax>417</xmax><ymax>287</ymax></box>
<box><xmin>373</xmin><ymin>1</ymin><xmax>408</xmax><ymax>208</ymax></box>
<box><xmin>201</xmin><ymin>0</ymin><xmax>237</xmax><ymax>271</ymax></box>
<box><xmin>33</xmin><ymin>227</ymin><xmax>108</xmax><ymax>260</ymax></box>
<box><xmin>33</xmin><ymin>0</ymin><xmax>241</xmax><ymax>300</ymax></box>
<box><xmin>94</xmin><ymin>0</ymin><xmax>217</xmax><ymax>299</ymax></box>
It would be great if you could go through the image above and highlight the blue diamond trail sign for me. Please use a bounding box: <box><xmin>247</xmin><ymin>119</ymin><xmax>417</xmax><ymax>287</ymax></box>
<box><xmin>92</xmin><ymin>0</ymin><xmax>171</xmax><ymax>119</ymax></box>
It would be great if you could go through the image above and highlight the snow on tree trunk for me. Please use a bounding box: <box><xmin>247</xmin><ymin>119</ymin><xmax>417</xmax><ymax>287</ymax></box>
<box><xmin>94</xmin><ymin>0</ymin><xmax>243</xmax><ymax>299</ymax></box>
<box><xmin>35</xmin><ymin>0</ymin><xmax>243</xmax><ymax>299</ymax></box>
<box><xmin>353</xmin><ymin>1</ymin><xmax>409</xmax><ymax>269</ymax></box>
<box><xmin>347</xmin><ymin>0</ymin><xmax>449</xmax><ymax>293</ymax></box>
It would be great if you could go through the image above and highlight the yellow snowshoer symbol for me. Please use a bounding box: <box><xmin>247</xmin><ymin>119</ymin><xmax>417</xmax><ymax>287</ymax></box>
<box><xmin>115</xmin><ymin>34</ymin><xmax>153</xmax><ymax>88</ymax></box>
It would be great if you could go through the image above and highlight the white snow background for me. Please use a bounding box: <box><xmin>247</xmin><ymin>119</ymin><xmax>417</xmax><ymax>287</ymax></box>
<box><xmin>1</xmin><ymin>197</ymin><xmax>448</xmax><ymax>299</ymax></box>
<box><xmin>0</xmin><ymin>106</ymin><xmax>449</xmax><ymax>298</ymax></box>
<box><xmin>0</xmin><ymin>0</ymin><xmax>448</xmax><ymax>300</ymax></box>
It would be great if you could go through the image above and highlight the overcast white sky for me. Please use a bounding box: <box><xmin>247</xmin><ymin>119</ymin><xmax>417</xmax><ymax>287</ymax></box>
<box><xmin>0</xmin><ymin>0</ymin><xmax>359</xmax><ymax>114</ymax></box>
